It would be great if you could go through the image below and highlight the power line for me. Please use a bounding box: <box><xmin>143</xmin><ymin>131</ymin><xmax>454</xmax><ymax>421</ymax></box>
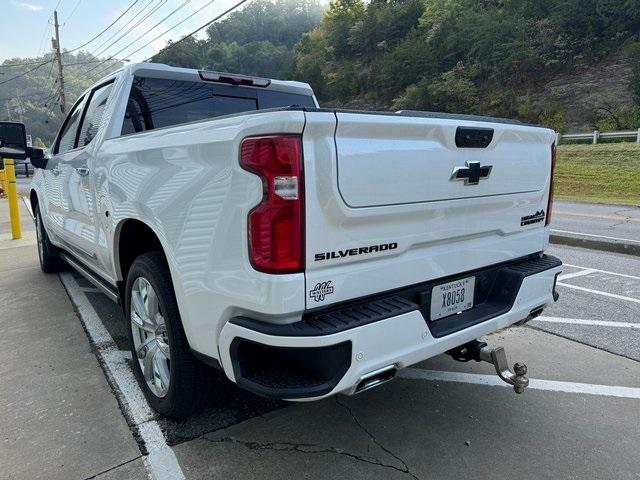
<box><xmin>64</xmin><ymin>59</ymin><xmax>124</xmax><ymax>66</ymax></box>
<box><xmin>90</xmin><ymin>0</ymin><xmax>157</xmax><ymax>55</ymax></box>
<box><xmin>0</xmin><ymin>90</ymin><xmax>55</xmax><ymax>103</ymax></box>
<box><xmin>147</xmin><ymin>0</ymin><xmax>251</xmax><ymax>61</ymax></box>
<box><xmin>118</xmin><ymin>0</ymin><xmax>219</xmax><ymax>61</ymax></box>
<box><xmin>64</xmin><ymin>0</ymin><xmax>84</xmax><ymax>23</ymax></box>
<box><xmin>36</xmin><ymin>16</ymin><xmax>53</xmax><ymax>57</ymax></box>
<box><xmin>1</xmin><ymin>57</ymin><xmax>53</xmax><ymax>68</ymax></box>
<box><xmin>94</xmin><ymin>0</ymin><xmax>252</xmax><ymax>78</ymax></box>
<box><xmin>65</xmin><ymin>0</ymin><xmax>142</xmax><ymax>53</ymax></box>
<box><xmin>41</xmin><ymin>90</ymin><xmax>62</xmax><ymax>108</ymax></box>
<box><xmin>37</xmin><ymin>60</ymin><xmax>58</xmax><ymax>105</ymax></box>
<box><xmin>0</xmin><ymin>60</ymin><xmax>53</xmax><ymax>86</ymax></box>
<box><xmin>91</xmin><ymin>0</ymin><xmax>168</xmax><ymax>59</ymax></box>
<box><xmin>0</xmin><ymin>57</ymin><xmax>123</xmax><ymax>101</ymax></box>
<box><xmin>84</xmin><ymin>0</ymin><xmax>194</xmax><ymax>75</ymax></box>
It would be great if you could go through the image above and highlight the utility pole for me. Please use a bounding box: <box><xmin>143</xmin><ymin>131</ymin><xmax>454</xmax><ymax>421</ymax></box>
<box><xmin>52</xmin><ymin>10</ymin><xmax>66</xmax><ymax>115</ymax></box>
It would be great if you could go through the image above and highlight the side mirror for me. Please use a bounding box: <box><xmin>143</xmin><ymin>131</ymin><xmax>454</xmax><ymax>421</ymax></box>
<box><xmin>0</xmin><ymin>122</ymin><xmax>28</xmax><ymax>160</ymax></box>
<box><xmin>28</xmin><ymin>147</ymin><xmax>47</xmax><ymax>169</ymax></box>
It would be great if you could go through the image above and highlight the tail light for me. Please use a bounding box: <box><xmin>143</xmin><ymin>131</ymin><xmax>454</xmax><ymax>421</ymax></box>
<box><xmin>240</xmin><ymin>135</ymin><xmax>304</xmax><ymax>274</ymax></box>
<box><xmin>545</xmin><ymin>143</ymin><xmax>556</xmax><ymax>226</ymax></box>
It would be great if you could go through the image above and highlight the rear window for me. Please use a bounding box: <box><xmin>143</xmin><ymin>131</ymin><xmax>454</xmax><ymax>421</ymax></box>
<box><xmin>121</xmin><ymin>76</ymin><xmax>315</xmax><ymax>135</ymax></box>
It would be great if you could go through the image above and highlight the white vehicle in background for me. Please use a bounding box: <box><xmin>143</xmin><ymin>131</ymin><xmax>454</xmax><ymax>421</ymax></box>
<box><xmin>22</xmin><ymin>63</ymin><xmax>561</xmax><ymax>418</ymax></box>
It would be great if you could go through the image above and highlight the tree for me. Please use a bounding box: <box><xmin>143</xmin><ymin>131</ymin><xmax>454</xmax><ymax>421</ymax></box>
<box><xmin>152</xmin><ymin>0</ymin><xmax>325</xmax><ymax>80</ymax></box>
<box><xmin>1</xmin><ymin>52</ymin><xmax>122</xmax><ymax>143</ymax></box>
<box><xmin>393</xmin><ymin>62</ymin><xmax>479</xmax><ymax>113</ymax></box>
<box><xmin>323</xmin><ymin>0</ymin><xmax>366</xmax><ymax>58</ymax></box>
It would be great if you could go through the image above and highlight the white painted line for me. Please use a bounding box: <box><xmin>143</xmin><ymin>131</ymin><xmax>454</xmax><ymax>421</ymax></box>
<box><xmin>399</xmin><ymin>369</ymin><xmax>640</xmax><ymax>399</ymax></box>
<box><xmin>563</xmin><ymin>263</ymin><xmax>640</xmax><ymax>281</ymax></box>
<box><xmin>551</xmin><ymin>229</ymin><xmax>640</xmax><ymax>244</ymax></box>
<box><xmin>21</xmin><ymin>196</ymin><xmax>34</xmax><ymax>219</ymax></box>
<box><xmin>558</xmin><ymin>268</ymin><xmax>596</xmax><ymax>281</ymax></box>
<box><xmin>535</xmin><ymin>315</ymin><xmax>640</xmax><ymax>329</ymax></box>
<box><xmin>557</xmin><ymin>282</ymin><xmax>640</xmax><ymax>304</ymax></box>
<box><xmin>59</xmin><ymin>273</ymin><xmax>185</xmax><ymax>480</ymax></box>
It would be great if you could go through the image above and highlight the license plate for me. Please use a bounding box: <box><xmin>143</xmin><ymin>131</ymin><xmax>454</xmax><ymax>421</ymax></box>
<box><xmin>430</xmin><ymin>276</ymin><xmax>475</xmax><ymax>321</ymax></box>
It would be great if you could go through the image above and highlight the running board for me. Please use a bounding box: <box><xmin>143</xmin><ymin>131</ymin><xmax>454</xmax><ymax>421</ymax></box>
<box><xmin>59</xmin><ymin>253</ymin><xmax>120</xmax><ymax>303</ymax></box>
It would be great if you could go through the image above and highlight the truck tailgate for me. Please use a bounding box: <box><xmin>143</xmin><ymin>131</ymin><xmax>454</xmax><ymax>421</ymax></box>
<box><xmin>302</xmin><ymin>110</ymin><xmax>556</xmax><ymax>309</ymax></box>
<box><xmin>335</xmin><ymin>113</ymin><xmax>550</xmax><ymax>207</ymax></box>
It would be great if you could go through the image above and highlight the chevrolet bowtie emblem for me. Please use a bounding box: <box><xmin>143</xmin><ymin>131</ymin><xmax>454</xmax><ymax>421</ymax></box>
<box><xmin>450</xmin><ymin>161</ymin><xmax>492</xmax><ymax>185</ymax></box>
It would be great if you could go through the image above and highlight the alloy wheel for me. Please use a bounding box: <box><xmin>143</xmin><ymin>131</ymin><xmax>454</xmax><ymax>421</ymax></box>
<box><xmin>130</xmin><ymin>277</ymin><xmax>171</xmax><ymax>398</ymax></box>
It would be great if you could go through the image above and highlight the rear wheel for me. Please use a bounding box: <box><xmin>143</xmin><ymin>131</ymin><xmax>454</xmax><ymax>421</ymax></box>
<box><xmin>35</xmin><ymin>205</ymin><xmax>65</xmax><ymax>273</ymax></box>
<box><xmin>126</xmin><ymin>251</ymin><xmax>217</xmax><ymax>418</ymax></box>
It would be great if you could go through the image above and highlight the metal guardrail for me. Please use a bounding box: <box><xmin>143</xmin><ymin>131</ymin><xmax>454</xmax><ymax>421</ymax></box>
<box><xmin>556</xmin><ymin>128</ymin><xmax>640</xmax><ymax>145</ymax></box>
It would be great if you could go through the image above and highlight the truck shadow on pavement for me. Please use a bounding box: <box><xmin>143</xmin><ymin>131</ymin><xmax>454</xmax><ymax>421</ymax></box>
<box><xmin>73</xmin><ymin>272</ymin><xmax>286</xmax><ymax>446</ymax></box>
<box><xmin>68</xmin><ymin>270</ymin><xmax>640</xmax><ymax>480</ymax></box>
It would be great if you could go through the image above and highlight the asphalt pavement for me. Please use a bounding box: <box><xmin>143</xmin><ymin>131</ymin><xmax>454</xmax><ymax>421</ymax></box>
<box><xmin>531</xmin><ymin>244</ymin><xmax>640</xmax><ymax>360</ymax></box>
<box><xmin>1</xmin><ymin>195</ymin><xmax>639</xmax><ymax>479</ymax></box>
<box><xmin>551</xmin><ymin>200</ymin><xmax>640</xmax><ymax>255</ymax></box>
<box><xmin>60</xmin><ymin>239</ymin><xmax>640</xmax><ymax>479</ymax></box>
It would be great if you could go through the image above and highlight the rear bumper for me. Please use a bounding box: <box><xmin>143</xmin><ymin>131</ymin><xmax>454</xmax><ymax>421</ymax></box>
<box><xmin>218</xmin><ymin>254</ymin><xmax>562</xmax><ymax>400</ymax></box>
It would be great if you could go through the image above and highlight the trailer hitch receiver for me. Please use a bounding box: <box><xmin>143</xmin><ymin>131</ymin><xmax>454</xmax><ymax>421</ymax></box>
<box><xmin>447</xmin><ymin>340</ymin><xmax>529</xmax><ymax>394</ymax></box>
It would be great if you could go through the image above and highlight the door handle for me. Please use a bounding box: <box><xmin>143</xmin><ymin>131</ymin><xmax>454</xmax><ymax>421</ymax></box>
<box><xmin>75</xmin><ymin>167</ymin><xmax>90</xmax><ymax>176</ymax></box>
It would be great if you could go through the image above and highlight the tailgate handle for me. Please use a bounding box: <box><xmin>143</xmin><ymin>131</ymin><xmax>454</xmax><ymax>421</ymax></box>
<box><xmin>455</xmin><ymin>126</ymin><xmax>494</xmax><ymax>148</ymax></box>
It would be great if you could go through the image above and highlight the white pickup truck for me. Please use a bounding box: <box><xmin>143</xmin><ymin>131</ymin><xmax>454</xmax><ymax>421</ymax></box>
<box><xmin>26</xmin><ymin>63</ymin><xmax>562</xmax><ymax>417</ymax></box>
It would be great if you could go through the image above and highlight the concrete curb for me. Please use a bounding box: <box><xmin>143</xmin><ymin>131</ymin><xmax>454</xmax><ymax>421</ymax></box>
<box><xmin>550</xmin><ymin>233</ymin><xmax>640</xmax><ymax>257</ymax></box>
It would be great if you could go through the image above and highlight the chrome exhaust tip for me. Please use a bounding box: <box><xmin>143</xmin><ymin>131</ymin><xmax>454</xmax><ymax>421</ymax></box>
<box><xmin>355</xmin><ymin>365</ymin><xmax>396</xmax><ymax>394</ymax></box>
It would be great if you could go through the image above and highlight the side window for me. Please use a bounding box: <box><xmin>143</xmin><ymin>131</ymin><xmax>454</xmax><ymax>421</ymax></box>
<box><xmin>77</xmin><ymin>82</ymin><xmax>114</xmax><ymax>148</ymax></box>
<box><xmin>55</xmin><ymin>96</ymin><xmax>86</xmax><ymax>154</ymax></box>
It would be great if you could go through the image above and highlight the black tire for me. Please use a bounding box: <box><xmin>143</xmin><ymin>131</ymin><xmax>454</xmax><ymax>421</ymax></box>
<box><xmin>125</xmin><ymin>251</ymin><xmax>218</xmax><ymax>418</ymax></box>
<box><xmin>35</xmin><ymin>204</ymin><xmax>66</xmax><ymax>273</ymax></box>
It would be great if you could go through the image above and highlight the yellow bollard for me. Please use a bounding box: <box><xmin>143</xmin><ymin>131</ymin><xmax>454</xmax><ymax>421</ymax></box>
<box><xmin>3</xmin><ymin>158</ymin><xmax>22</xmax><ymax>239</ymax></box>
<box><xmin>0</xmin><ymin>168</ymin><xmax>6</xmax><ymax>194</ymax></box>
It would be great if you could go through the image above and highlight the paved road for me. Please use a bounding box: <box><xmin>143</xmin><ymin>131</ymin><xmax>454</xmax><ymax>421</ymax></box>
<box><xmin>551</xmin><ymin>200</ymin><xmax>640</xmax><ymax>245</ymax></box>
<box><xmin>59</xmin><ymin>242</ymin><xmax>640</xmax><ymax>479</ymax></box>
<box><xmin>3</xmin><ymin>196</ymin><xmax>639</xmax><ymax>479</ymax></box>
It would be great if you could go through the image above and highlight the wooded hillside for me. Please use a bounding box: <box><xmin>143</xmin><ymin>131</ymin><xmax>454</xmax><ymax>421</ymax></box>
<box><xmin>155</xmin><ymin>0</ymin><xmax>640</xmax><ymax>132</ymax></box>
<box><xmin>2</xmin><ymin>0</ymin><xmax>639</xmax><ymax>144</ymax></box>
<box><xmin>0</xmin><ymin>53</ymin><xmax>122</xmax><ymax>144</ymax></box>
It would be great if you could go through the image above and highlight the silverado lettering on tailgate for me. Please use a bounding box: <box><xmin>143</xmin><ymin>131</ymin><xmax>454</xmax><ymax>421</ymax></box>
<box><xmin>314</xmin><ymin>243</ymin><xmax>398</xmax><ymax>262</ymax></box>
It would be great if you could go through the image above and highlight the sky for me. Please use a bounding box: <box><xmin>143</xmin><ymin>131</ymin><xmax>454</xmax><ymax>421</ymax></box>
<box><xmin>0</xmin><ymin>0</ymin><xmax>242</xmax><ymax>63</ymax></box>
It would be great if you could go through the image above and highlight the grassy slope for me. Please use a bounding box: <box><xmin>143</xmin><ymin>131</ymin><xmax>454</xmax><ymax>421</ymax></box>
<box><xmin>555</xmin><ymin>143</ymin><xmax>640</xmax><ymax>206</ymax></box>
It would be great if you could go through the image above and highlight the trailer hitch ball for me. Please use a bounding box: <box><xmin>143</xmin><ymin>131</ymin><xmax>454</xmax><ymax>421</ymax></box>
<box><xmin>447</xmin><ymin>341</ymin><xmax>530</xmax><ymax>394</ymax></box>
<box><xmin>512</xmin><ymin>362</ymin><xmax>528</xmax><ymax>394</ymax></box>
<box><xmin>479</xmin><ymin>345</ymin><xmax>529</xmax><ymax>394</ymax></box>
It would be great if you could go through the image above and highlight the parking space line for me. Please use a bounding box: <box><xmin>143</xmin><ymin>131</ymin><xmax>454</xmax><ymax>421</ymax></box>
<box><xmin>59</xmin><ymin>273</ymin><xmax>186</xmax><ymax>480</ymax></box>
<box><xmin>551</xmin><ymin>229</ymin><xmax>640</xmax><ymax>244</ymax></box>
<box><xmin>557</xmin><ymin>282</ymin><xmax>640</xmax><ymax>304</ymax></box>
<box><xmin>558</xmin><ymin>269</ymin><xmax>596</xmax><ymax>281</ymax></box>
<box><xmin>563</xmin><ymin>263</ymin><xmax>640</xmax><ymax>281</ymax></box>
<box><xmin>535</xmin><ymin>316</ymin><xmax>640</xmax><ymax>329</ymax></box>
<box><xmin>399</xmin><ymin>369</ymin><xmax>640</xmax><ymax>399</ymax></box>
